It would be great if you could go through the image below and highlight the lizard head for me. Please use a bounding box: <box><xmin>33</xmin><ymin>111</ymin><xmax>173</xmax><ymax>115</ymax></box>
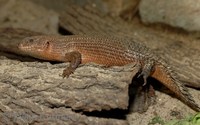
<box><xmin>18</xmin><ymin>36</ymin><xmax>53</xmax><ymax>60</ymax></box>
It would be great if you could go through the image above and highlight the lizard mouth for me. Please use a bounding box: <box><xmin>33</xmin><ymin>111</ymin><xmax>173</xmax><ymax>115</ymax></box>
<box><xmin>18</xmin><ymin>37</ymin><xmax>36</xmax><ymax>50</ymax></box>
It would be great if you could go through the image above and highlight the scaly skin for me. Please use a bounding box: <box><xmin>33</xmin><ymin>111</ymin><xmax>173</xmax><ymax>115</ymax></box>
<box><xmin>18</xmin><ymin>35</ymin><xmax>200</xmax><ymax>111</ymax></box>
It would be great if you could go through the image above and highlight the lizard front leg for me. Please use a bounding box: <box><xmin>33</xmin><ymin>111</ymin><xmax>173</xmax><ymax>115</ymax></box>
<box><xmin>62</xmin><ymin>51</ymin><xmax>82</xmax><ymax>78</ymax></box>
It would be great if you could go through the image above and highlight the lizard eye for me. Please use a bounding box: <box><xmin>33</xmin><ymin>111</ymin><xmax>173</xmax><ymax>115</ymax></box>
<box><xmin>28</xmin><ymin>38</ymin><xmax>34</xmax><ymax>43</ymax></box>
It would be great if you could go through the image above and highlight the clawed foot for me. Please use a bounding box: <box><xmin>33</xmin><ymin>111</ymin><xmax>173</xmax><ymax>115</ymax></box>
<box><xmin>62</xmin><ymin>67</ymin><xmax>75</xmax><ymax>78</ymax></box>
<box><xmin>137</xmin><ymin>71</ymin><xmax>148</xmax><ymax>86</ymax></box>
<box><xmin>138</xmin><ymin>61</ymin><xmax>154</xmax><ymax>86</ymax></box>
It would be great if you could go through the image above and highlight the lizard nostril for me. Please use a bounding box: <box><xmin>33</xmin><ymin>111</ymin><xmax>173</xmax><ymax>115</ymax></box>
<box><xmin>18</xmin><ymin>43</ymin><xmax>26</xmax><ymax>50</ymax></box>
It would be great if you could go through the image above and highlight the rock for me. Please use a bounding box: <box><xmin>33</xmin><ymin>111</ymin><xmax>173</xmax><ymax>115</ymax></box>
<box><xmin>0</xmin><ymin>0</ymin><xmax>59</xmax><ymax>34</ymax></box>
<box><xmin>88</xmin><ymin>0</ymin><xmax>140</xmax><ymax>18</ymax></box>
<box><xmin>139</xmin><ymin>0</ymin><xmax>200</xmax><ymax>32</ymax></box>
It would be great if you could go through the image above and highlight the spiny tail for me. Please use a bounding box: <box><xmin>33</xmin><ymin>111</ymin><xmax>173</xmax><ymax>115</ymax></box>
<box><xmin>151</xmin><ymin>62</ymin><xmax>200</xmax><ymax>111</ymax></box>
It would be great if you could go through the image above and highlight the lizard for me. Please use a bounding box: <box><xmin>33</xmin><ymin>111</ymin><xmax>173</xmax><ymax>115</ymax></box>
<box><xmin>18</xmin><ymin>35</ymin><xmax>200</xmax><ymax>111</ymax></box>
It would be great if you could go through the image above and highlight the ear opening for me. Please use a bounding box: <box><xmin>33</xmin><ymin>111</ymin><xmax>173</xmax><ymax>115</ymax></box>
<box><xmin>45</xmin><ymin>41</ymin><xmax>50</xmax><ymax>49</ymax></box>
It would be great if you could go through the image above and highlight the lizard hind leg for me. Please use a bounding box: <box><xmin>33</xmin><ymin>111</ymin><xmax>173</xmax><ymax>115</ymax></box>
<box><xmin>62</xmin><ymin>51</ymin><xmax>82</xmax><ymax>78</ymax></box>
<box><xmin>138</xmin><ymin>60</ymin><xmax>155</xmax><ymax>86</ymax></box>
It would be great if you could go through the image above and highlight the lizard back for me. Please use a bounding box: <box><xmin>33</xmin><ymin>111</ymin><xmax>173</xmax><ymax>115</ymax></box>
<box><xmin>19</xmin><ymin>35</ymin><xmax>154</xmax><ymax>66</ymax></box>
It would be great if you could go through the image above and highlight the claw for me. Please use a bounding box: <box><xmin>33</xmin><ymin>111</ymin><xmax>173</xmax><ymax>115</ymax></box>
<box><xmin>138</xmin><ymin>71</ymin><xmax>148</xmax><ymax>86</ymax></box>
<box><xmin>62</xmin><ymin>67</ymin><xmax>75</xmax><ymax>78</ymax></box>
